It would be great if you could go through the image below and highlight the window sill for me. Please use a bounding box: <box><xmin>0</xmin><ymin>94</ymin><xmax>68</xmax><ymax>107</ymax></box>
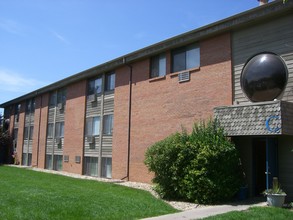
<box><xmin>149</xmin><ymin>75</ymin><xmax>166</xmax><ymax>82</ymax></box>
<box><xmin>169</xmin><ymin>66</ymin><xmax>200</xmax><ymax>78</ymax></box>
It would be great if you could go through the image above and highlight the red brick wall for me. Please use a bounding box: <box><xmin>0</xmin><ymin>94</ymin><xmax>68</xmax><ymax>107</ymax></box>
<box><xmin>112</xmin><ymin>66</ymin><xmax>131</xmax><ymax>180</ymax></box>
<box><xmin>31</xmin><ymin>94</ymin><xmax>49</xmax><ymax>168</ymax></box>
<box><xmin>63</xmin><ymin>80</ymin><xmax>86</xmax><ymax>174</ymax></box>
<box><xmin>112</xmin><ymin>32</ymin><xmax>232</xmax><ymax>183</ymax></box>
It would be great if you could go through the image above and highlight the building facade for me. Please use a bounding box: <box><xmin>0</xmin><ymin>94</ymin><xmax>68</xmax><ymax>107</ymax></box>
<box><xmin>1</xmin><ymin>0</ymin><xmax>293</xmax><ymax>200</ymax></box>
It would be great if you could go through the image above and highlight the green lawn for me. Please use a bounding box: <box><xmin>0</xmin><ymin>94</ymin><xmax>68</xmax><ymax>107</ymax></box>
<box><xmin>203</xmin><ymin>206</ymin><xmax>293</xmax><ymax>220</ymax></box>
<box><xmin>0</xmin><ymin>166</ymin><xmax>177</xmax><ymax>220</ymax></box>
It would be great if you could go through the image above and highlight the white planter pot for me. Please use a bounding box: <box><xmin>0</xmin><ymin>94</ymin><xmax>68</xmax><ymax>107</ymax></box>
<box><xmin>266</xmin><ymin>194</ymin><xmax>286</xmax><ymax>207</ymax></box>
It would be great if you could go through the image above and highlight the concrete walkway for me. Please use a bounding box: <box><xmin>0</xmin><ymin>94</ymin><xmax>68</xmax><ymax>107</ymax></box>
<box><xmin>143</xmin><ymin>198</ymin><xmax>267</xmax><ymax>220</ymax></box>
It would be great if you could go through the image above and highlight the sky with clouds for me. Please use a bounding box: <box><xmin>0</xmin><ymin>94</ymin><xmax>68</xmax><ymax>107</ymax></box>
<box><xmin>0</xmin><ymin>0</ymin><xmax>260</xmax><ymax>112</ymax></box>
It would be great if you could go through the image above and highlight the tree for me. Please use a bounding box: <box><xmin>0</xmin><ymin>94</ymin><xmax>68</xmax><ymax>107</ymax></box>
<box><xmin>0</xmin><ymin>113</ymin><xmax>13</xmax><ymax>164</ymax></box>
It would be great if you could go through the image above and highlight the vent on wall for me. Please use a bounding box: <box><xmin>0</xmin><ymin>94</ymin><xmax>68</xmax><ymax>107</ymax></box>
<box><xmin>178</xmin><ymin>71</ymin><xmax>190</xmax><ymax>83</ymax></box>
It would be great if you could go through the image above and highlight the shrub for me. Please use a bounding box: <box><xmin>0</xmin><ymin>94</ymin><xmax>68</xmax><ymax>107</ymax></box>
<box><xmin>145</xmin><ymin>119</ymin><xmax>242</xmax><ymax>204</ymax></box>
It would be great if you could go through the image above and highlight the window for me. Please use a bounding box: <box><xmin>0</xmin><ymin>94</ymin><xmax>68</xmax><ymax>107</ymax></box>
<box><xmin>24</xmin><ymin>127</ymin><xmax>29</xmax><ymax>140</ymax></box>
<box><xmin>30</xmin><ymin>126</ymin><xmax>34</xmax><ymax>140</ymax></box>
<box><xmin>102</xmin><ymin>157</ymin><xmax>112</xmax><ymax>178</ymax></box>
<box><xmin>57</xmin><ymin>89</ymin><xmax>66</xmax><ymax>105</ymax></box>
<box><xmin>88</xmin><ymin>76</ymin><xmax>102</xmax><ymax>95</ymax></box>
<box><xmin>14</xmin><ymin>104</ymin><xmax>21</xmax><ymax>123</ymax></box>
<box><xmin>49</xmin><ymin>92</ymin><xmax>57</xmax><ymax>106</ymax></box>
<box><xmin>47</xmin><ymin>123</ymin><xmax>54</xmax><ymax>138</ymax></box>
<box><xmin>25</xmin><ymin>98</ymin><xmax>35</xmax><ymax>113</ymax></box>
<box><xmin>103</xmin><ymin>114</ymin><xmax>113</xmax><ymax>135</ymax></box>
<box><xmin>55</xmin><ymin>122</ymin><xmax>64</xmax><ymax>138</ymax></box>
<box><xmin>105</xmin><ymin>72</ymin><xmax>115</xmax><ymax>91</ymax></box>
<box><xmin>172</xmin><ymin>43</ymin><xmax>200</xmax><ymax>72</ymax></box>
<box><xmin>150</xmin><ymin>53</ymin><xmax>166</xmax><ymax>78</ymax></box>
<box><xmin>83</xmin><ymin>157</ymin><xmax>98</xmax><ymax>176</ymax></box>
<box><xmin>85</xmin><ymin>117</ymin><xmax>100</xmax><ymax>136</ymax></box>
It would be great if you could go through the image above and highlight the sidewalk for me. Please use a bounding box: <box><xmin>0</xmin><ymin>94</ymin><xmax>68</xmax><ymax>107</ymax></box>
<box><xmin>143</xmin><ymin>198</ymin><xmax>267</xmax><ymax>220</ymax></box>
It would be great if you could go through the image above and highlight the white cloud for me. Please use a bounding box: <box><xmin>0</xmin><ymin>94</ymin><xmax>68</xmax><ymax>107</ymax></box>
<box><xmin>0</xmin><ymin>19</ymin><xmax>26</xmax><ymax>35</ymax></box>
<box><xmin>0</xmin><ymin>69</ymin><xmax>46</xmax><ymax>93</ymax></box>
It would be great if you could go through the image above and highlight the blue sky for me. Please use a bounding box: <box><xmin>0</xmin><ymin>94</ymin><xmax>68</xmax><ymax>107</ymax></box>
<box><xmin>0</xmin><ymin>0</ymin><xmax>260</xmax><ymax>111</ymax></box>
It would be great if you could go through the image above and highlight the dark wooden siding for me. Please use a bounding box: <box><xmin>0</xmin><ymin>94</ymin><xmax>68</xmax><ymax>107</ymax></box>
<box><xmin>232</xmin><ymin>14</ymin><xmax>293</xmax><ymax>104</ymax></box>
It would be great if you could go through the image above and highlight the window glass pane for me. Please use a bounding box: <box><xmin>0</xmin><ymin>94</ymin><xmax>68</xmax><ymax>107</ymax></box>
<box><xmin>47</xmin><ymin>124</ymin><xmax>53</xmax><ymax>138</ymax></box>
<box><xmin>172</xmin><ymin>49</ymin><xmax>186</xmax><ymax>72</ymax></box>
<box><xmin>159</xmin><ymin>54</ymin><xmax>166</xmax><ymax>77</ymax></box>
<box><xmin>88</xmin><ymin>80</ymin><xmax>95</xmax><ymax>95</ymax></box>
<box><xmin>49</xmin><ymin>92</ymin><xmax>57</xmax><ymax>106</ymax></box>
<box><xmin>103</xmin><ymin>115</ymin><xmax>113</xmax><ymax>135</ymax></box>
<box><xmin>55</xmin><ymin>122</ymin><xmax>64</xmax><ymax>138</ymax></box>
<box><xmin>57</xmin><ymin>89</ymin><xmax>66</xmax><ymax>104</ymax></box>
<box><xmin>85</xmin><ymin>118</ymin><xmax>93</xmax><ymax>136</ymax></box>
<box><xmin>29</xmin><ymin>126</ymin><xmax>34</xmax><ymax>140</ymax></box>
<box><xmin>95</xmin><ymin>77</ymin><xmax>102</xmax><ymax>94</ymax></box>
<box><xmin>24</xmin><ymin>127</ymin><xmax>29</xmax><ymax>140</ymax></box>
<box><xmin>150</xmin><ymin>54</ymin><xmax>166</xmax><ymax>78</ymax></box>
<box><xmin>105</xmin><ymin>73</ymin><xmax>115</xmax><ymax>91</ymax></box>
<box><xmin>102</xmin><ymin>157</ymin><xmax>112</xmax><ymax>178</ymax></box>
<box><xmin>32</xmin><ymin>98</ymin><xmax>35</xmax><ymax>112</ymax></box>
<box><xmin>186</xmin><ymin>44</ymin><xmax>200</xmax><ymax>69</ymax></box>
<box><xmin>45</xmin><ymin>154</ymin><xmax>52</xmax><ymax>170</ymax></box>
<box><xmin>150</xmin><ymin>55</ymin><xmax>160</xmax><ymax>78</ymax></box>
<box><xmin>92</xmin><ymin>117</ymin><xmax>100</xmax><ymax>136</ymax></box>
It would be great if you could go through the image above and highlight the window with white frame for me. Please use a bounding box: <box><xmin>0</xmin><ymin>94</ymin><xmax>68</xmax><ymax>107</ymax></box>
<box><xmin>103</xmin><ymin>114</ymin><xmax>113</xmax><ymax>135</ymax></box>
<box><xmin>47</xmin><ymin>123</ymin><xmax>54</xmax><ymax>138</ymax></box>
<box><xmin>172</xmin><ymin>43</ymin><xmax>200</xmax><ymax>72</ymax></box>
<box><xmin>85</xmin><ymin>117</ymin><xmax>100</xmax><ymax>136</ymax></box>
<box><xmin>150</xmin><ymin>53</ymin><xmax>166</xmax><ymax>78</ymax></box>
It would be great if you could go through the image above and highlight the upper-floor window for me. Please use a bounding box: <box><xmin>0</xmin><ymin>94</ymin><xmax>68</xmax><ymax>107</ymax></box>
<box><xmin>103</xmin><ymin>114</ymin><xmax>113</xmax><ymax>135</ymax></box>
<box><xmin>14</xmin><ymin>104</ymin><xmax>21</xmax><ymax>123</ymax></box>
<box><xmin>24</xmin><ymin>126</ymin><xmax>34</xmax><ymax>140</ymax></box>
<box><xmin>85</xmin><ymin>116</ymin><xmax>100</xmax><ymax>136</ymax></box>
<box><xmin>150</xmin><ymin>53</ymin><xmax>166</xmax><ymax>78</ymax></box>
<box><xmin>172</xmin><ymin>43</ymin><xmax>200</xmax><ymax>72</ymax></box>
<box><xmin>105</xmin><ymin>72</ymin><xmax>115</xmax><ymax>92</ymax></box>
<box><xmin>25</xmin><ymin>98</ymin><xmax>35</xmax><ymax>113</ymax></box>
<box><xmin>88</xmin><ymin>76</ymin><xmax>102</xmax><ymax>95</ymax></box>
<box><xmin>49</xmin><ymin>89</ymin><xmax>66</xmax><ymax>106</ymax></box>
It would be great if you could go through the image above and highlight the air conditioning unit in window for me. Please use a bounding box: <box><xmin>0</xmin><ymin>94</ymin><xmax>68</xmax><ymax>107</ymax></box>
<box><xmin>57</xmin><ymin>102</ymin><xmax>65</xmax><ymax>111</ymax></box>
<box><xmin>178</xmin><ymin>71</ymin><xmax>190</xmax><ymax>83</ymax></box>
<box><xmin>88</xmin><ymin>94</ymin><xmax>97</xmax><ymax>103</ymax></box>
<box><xmin>87</xmin><ymin>136</ymin><xmax>95</xmax><ymax>144</ymax></box>
<box><xmin>55</xmin><ymin>137</ymin><xmax>62</xmax><ymax>145</ymax></box>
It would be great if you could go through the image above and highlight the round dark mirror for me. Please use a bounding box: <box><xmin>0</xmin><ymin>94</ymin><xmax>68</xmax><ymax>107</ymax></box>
<box><xmin>240</xmin><ymin>53</ymin><xmax>288</xmax><ymax>102</ymax></box>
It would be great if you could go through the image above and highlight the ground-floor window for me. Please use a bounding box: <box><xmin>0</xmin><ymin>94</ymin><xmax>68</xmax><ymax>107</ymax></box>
<box><xmin>22</xmin><ymin>153</ymin><xmax>32</xmax><ymax>166</ymax></box>
<box><xmin>101</xmin><ymin>157</ymin><xmax>112</xmax><ymax>178</ymax></box>
<box><xmin>45</xmin><ymin>154</ymin><xmax>63</xmax><ymax>171</ymax></box>
<box><xmin>83</xmin><ymin>157</ymin><xmax>98</xmax><ymax>177</ymax></box>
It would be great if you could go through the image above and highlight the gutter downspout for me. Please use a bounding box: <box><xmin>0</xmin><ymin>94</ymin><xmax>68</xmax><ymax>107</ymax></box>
<box><xmin>121</xmin><ymin>57</ymin><xmax>133</xmax><ymax>181</ymax></box>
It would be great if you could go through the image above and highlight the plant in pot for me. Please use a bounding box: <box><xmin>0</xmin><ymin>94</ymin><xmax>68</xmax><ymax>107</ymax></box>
<box><xmin>263</xmin><ymin>177</ymin><xmax>286</xmax><ymax>208</ymax></box>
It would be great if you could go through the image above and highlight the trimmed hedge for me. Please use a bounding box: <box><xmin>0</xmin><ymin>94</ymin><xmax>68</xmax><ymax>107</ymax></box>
<box><xmin>145</xmin><ymin>120</ymin><xmax>242</xmax><ymax>204</ymax></box>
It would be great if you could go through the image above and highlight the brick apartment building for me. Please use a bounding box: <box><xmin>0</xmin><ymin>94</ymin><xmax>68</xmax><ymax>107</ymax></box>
<box><xmin>1</xmin><ymin>0</ymin><xmax>293</xmax><ymax>199</ymax></box>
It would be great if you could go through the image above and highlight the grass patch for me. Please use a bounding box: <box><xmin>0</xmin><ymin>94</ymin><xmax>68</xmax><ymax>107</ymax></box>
<box><xmin>0</xmin><ymin>166</ymin><xmax>177</xmax><ymax>220</ymax></box>
<box><xmin>203</xmin><ymin>206</ymin><xmax>293</xmax><ymax>220</ymax></box>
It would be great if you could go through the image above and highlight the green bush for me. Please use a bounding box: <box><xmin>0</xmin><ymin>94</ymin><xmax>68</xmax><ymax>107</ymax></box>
<box><xmin>145</xmin><ymin>119</ymin><xmax>242</xmax><ymax>204</ymax></box>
